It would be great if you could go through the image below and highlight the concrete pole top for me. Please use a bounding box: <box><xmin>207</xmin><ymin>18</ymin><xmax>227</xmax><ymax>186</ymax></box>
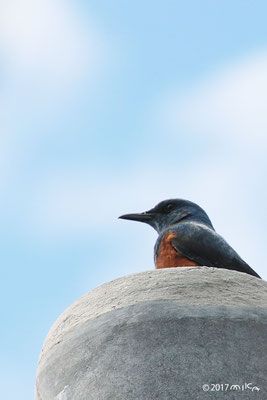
<box><xmin>40</xmin><ymin>267</ymin><xmax>267</xmax><ymax>362</ymax></box>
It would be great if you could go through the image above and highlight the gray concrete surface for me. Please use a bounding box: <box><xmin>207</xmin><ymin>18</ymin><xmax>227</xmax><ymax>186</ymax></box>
<box><xmin>36</xmin><ymin>267</ymin><xmax>267</xmax><ymax>400</ymax></box>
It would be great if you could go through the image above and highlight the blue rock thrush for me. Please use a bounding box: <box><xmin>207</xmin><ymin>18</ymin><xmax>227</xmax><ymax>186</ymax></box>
<box><xmin>119</xmin><ymin>199</ymin><xmax>261</xmax><ymax>278</ymax></box>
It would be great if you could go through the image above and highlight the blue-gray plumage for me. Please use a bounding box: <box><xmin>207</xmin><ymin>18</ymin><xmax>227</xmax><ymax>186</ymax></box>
<box><xmin>119</xmin><ymin>199</ymin><xmax>261</xmax><ymax>278</ymax></box>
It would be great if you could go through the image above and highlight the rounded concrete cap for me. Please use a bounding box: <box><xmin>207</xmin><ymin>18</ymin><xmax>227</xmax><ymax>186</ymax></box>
<box><xmin>36</xmin><ymin>267</ymin><xmax>267</xmax><ymax>399</ymax></box>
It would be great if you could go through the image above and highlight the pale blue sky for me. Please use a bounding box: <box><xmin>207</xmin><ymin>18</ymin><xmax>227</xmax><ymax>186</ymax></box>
<box><xmin>1</xmin><ymin>1</ymin><xmax>267</xmax><ymax>398</ymax></box>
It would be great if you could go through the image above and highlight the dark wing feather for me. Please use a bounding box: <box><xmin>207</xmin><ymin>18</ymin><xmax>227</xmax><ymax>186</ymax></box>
<box><xmin>170</xmin><ymin>222</ymin><xmax>261</xmax><ymax>278</ymax></box>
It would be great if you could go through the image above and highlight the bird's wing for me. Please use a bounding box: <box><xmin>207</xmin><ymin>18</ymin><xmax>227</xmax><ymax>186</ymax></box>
<box><xmin>170</xmin><ymin>222</ymin><xmax>261</xmax><ymax>278</ymax></box>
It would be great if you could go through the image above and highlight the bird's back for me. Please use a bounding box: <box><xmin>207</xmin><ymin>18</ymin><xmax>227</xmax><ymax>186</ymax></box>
<box><xmin>154</xmin><ymin>222</ymin><xmax>261</xmax><ymax>278</ymax></box>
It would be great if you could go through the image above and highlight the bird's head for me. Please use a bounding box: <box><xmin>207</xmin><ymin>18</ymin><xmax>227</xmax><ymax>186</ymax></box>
<box><xmin>119</xmin><ymin>198</ymin><xmax>214</xmax><ymax>233</ymax></box>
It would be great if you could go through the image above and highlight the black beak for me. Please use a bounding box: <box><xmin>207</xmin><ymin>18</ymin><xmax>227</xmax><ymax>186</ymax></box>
<box><xmin>119</xmin><ymin>212</ymin><xmax>153</xmax><ymax>223</ymax></box>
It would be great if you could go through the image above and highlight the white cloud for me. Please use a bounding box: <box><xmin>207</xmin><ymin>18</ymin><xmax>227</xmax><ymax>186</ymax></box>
<box><xmin>0</xmin><ymin>0</ymin><xmax>109</xmax><ymax>186</ymax></box>
<box><xmin>157</xmin><ymin>50</ymin><xmax>267</xmax><ymax>278</ymax></box>
<box><xmin>163</xmin><ymin>50</ymin><xmax>267</xmax><ymax>151</ymax></box>
<box><xmin>0</xmin><ymin>0</ymin><xmax>106</xmax><ymax>90</ymax></box>
<box><xmin>27</xmin><ymin>50</ymin><xmax>267</xmax><ymax>279</ymax></box>
<box><xmin>30</xmin><ymin>45</ymin><xmax>267</xmax><ymax>219</ymax></box>
<box><xmin>27</xmin><ymin>53</ymin><xmax>267</xmax><ymax>282</ymax></box>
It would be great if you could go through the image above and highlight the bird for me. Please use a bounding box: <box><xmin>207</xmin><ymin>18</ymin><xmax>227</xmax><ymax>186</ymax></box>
<box><xmin>119</xmin><ymin>198</ymin><xmax>261</xmax><ymax>278</ymax></box>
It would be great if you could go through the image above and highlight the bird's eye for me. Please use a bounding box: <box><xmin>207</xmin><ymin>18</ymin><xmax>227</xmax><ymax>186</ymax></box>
<box><xmin>165</xmin><ymin>203</ymin><xmax>175</xmax><ymax>211</ymax></box>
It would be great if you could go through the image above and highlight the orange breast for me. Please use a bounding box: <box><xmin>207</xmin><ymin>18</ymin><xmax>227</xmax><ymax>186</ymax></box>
<box><xmin>156</xmin><ymin>232</ymin><xmax>199</xmax><ymax>269</ymax></box>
